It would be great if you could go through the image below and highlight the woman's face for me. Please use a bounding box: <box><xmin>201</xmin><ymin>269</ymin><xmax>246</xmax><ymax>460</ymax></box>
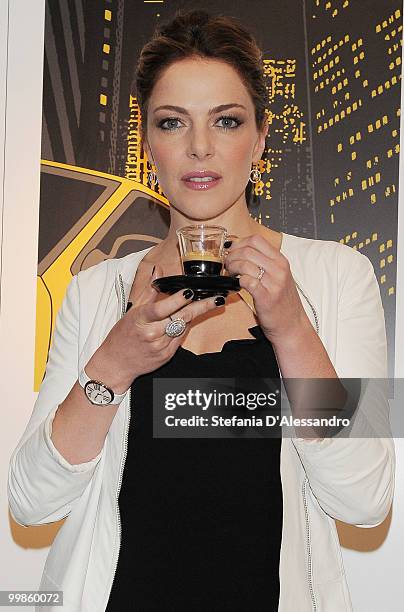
<box><xmin>143</xmin><ymin>57</ymin><xmax>268</xmax><ymax>221</ymax></box>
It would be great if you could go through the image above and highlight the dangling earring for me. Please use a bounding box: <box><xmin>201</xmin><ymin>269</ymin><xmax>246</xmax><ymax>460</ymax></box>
<box><xmin>249</xmin><ymin>163</ymin><xmax>262</xmax><ymax>184</ymax></box>
<box><xmin>148</xmin><ymin>164</ymin><xmax>158</xmax><ymax>187</ymax></box>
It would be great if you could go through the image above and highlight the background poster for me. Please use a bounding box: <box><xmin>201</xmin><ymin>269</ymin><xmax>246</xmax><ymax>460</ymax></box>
<box><xmin>1</xmin><ymin>2</ymin><xmax>403</xmax><ymax>610</ymax></box>
<box><xmin>38</xmin><ymin>0</ymin><xmax>403</xmax><ymax>388</ymax></box>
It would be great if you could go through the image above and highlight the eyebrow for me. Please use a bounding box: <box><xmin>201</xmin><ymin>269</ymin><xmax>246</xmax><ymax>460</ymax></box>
<box><xmin>152</xmin><ymin>103</ymin><xmax>247</xmax><ymax>115</ymax></box>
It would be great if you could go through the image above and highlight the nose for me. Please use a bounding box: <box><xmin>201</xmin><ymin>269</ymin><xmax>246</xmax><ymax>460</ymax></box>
<box><xmin>186</xmin><ymin>124</ymin><xmax>214</xmax><ymax>160</ymax></box>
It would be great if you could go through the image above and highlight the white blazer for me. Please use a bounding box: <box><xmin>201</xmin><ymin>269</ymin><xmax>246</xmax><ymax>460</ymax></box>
<box><xmin>8</xmin><ymin>231</ymin><xmax>395</xmax><ymax>611</ymax></box>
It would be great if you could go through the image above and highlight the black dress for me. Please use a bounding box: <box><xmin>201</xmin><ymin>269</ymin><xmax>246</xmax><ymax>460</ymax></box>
<box><xmin>106</xmin><ymin>321</ymin><xmax>282</xmax><ymax>612</ymax></box>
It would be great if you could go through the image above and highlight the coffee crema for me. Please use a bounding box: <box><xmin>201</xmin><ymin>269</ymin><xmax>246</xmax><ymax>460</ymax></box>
<box><xmin>183</xmin><ymin>251</ymin><xmax>223</xmax><ymax>276</ymax></box>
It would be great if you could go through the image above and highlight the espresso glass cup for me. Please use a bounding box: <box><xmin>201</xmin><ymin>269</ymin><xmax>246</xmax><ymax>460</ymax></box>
<box><xmin>176</xmin><ymin>225</ymin><xmax>228</xmax><ymax>276</ymax></box>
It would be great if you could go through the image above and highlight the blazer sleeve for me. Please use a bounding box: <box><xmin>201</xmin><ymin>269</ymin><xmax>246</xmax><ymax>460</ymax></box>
<box><xmin>7</xmin><ymin>274</ymin><xmax>104</xmax><ymax>527</ymax></box>
<box><xmin>291</xmin><ymin>247</ymin><xmax>395</xmax><ymax>526</ymax></box>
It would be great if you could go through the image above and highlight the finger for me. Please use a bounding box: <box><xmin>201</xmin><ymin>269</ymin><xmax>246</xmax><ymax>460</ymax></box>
<box><xmin>237</xmin><ymin>273</ymin><xmax>268</xmax><ymax>298</ymax></box>
<box><xmin>225</xmin><ymin>249</ymin><xmax>270</xmax><ymax>276</ymax></box>
<box><xmin>226</xmin><ymin>234</ymin><xmax>279</xmax><ymax>259</ymax></box>
<box><xmin>142</xmin><ymin>282</ymin><xmax>196</xmax><ymax>323</ymax></box>
<box><xmin>156</xmin><ymin>293</ymin><xmax>226</xmax><ymax>336</ymax></box>
<box><xmin>131</xmin><ymin>263</ymin><xmax>163</xmax><ymax>310</ymax></box>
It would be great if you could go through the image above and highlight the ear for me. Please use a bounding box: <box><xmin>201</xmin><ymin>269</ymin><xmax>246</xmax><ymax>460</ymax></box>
<box><xmin>252</xmin><ymin>121</ymin><xmax>269</xmax><ymax>164</ymax></box>
<box><xmin>140</xmin><ymin>128</ymin><xmax>152</xmax><ymax>162</ymax></box>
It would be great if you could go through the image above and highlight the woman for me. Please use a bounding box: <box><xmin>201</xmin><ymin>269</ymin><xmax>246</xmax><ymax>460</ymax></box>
<box><xmin>8</xmin><ymin>9</ymin><xmax>394</xmax><ymax>612</ymax></box>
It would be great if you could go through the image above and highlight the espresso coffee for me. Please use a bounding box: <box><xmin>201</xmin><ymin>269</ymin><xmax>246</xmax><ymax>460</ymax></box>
<box><xmin>183</xmin><ymin>252</ymin><xmax>223</xmax><ymax>275</ymax></box>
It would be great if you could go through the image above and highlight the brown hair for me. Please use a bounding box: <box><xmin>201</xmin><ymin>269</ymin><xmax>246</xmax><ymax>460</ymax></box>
<box><xmin>134</xmin><ymin>8</ymin><xmax>268</xmax><ymax>145</ymax></box>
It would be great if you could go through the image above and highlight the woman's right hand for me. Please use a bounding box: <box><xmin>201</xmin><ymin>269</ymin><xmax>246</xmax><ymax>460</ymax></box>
<box><xmin>89</xmin><ymin>264</ymin><xmax>224</xmax><ymax>393</ymax></box>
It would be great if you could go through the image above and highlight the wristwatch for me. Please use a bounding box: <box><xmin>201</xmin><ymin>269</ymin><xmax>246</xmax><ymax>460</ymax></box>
<box><xmin>79</xmin><ymin>367</ymin><xmax>127</xmax><ymax>406</ymax></box>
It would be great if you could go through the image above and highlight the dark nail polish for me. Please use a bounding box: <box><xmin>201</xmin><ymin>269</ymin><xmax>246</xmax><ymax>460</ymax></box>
<box><xmin>214</xmin><ymin>296</ymin><xmax>226</xmax><ymax>306</ymax></box>
<box><xmin>183</xmin><ymin>288</ymin><xmax>194</xmax><ymax>299</ymax></box>
<box><xmin>126</xmin><ymin>301</ymin><xmax>133</xmax><ymax>313</ymax></box>
<box><xmin>224</xmin><ymin>240</ymin><xmax>233</xmax><ymax>249</ymax></box>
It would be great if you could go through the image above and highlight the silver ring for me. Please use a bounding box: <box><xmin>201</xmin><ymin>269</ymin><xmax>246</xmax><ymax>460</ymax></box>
<box><xmin>257</xmin><ymin>266</ymin><xmax>265</xmax><ymax>281</ymax></box>
<box><xmin>165</xmin><ymin>316</ymin><xmax>187</xmax><ymax>337</ymax></box>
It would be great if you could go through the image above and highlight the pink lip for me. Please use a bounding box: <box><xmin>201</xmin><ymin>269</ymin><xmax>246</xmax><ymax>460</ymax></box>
<box><xmin>181</xmin><ymin>169</ymin><xmax>222</xmax><ymax>191</ymax></box>
<box><xmin>181</xmin><ymin>170</ymin><xmax>222</xmax><ymax>180</ymax></box>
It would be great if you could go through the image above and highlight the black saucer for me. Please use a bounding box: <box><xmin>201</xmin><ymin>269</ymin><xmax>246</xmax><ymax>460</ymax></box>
<box><xmin>152</xmin><ymin>274</ymin><xmax>241</xmax><ymax>300</ymax></box>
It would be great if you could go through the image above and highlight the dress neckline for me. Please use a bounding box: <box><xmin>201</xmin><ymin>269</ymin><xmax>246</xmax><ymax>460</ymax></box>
<box><xmin>178</xmin><ymin>324</ymin><xmax>263</xmax><ymax>357</ymax></box>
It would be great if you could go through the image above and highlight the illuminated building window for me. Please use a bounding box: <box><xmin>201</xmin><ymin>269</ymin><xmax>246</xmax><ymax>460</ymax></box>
<box><xmin>367</xmin><ymin>160</ymin><xmax>372</xmax><ymax>168</ymax></box>
<box><xmin>331</xmin><ymin>213</ymin><xmax>335</xmax><ymax>224</ymax></box>
<box><xmin>381</xmin><ymin>275</ymin><xmax>386</xmax><ymax>284</ymax></box>
<box><xmin>359</xmin><ymin>242</ymin><xmax>364</xmax><ymax>249</ymax></box>
<box><xmin>376</xmin><ymin>24</ymin><xmax>382</xmax><ymax>33</ymax></box>
<box><xmin>344</xmin><ymin>35</ymin><xmax>350</xmax><ymax>42</ymax></box>
<box><xmin>395</xmin><ymin>144</ymin><xmax>400</xmax><ymax>153</ymax></box>
<box><xmin>387</xmin><ymin>240</ymin><xmax>393</xmax><ymax>248</ymax></box>
<box><xmin>348</xmin><ymin>188</ymin><xmax>354</xmax><ymax>196</ymax></box>
<box><xmin>103</xmin><ymin>43</ymin><xmax>110</xmax><ymax>54</ymax></box>
<box><xmin>392</xmin><ymin>129</ymin><xmax>398</xmax><ymax>137</ymax></box>
<box><xmin>350</xmin><ymin>135</ymin><xmax>355</xmax><ymax>144</ymax></box>
<box><xmin>352</xmin><ymin>151</ymin><xmax>356</xmax><ymax>160</ymax></box>
<box><xmin>105</xmin><ymin>9</ymin><xmax>112</xmax><ymax>21</ymax></box>
<box><xmin>345</xmin><ymin>92</ymin><xmax>350</xmax><ymax>101</ymax></box>
<box><xmin>363</xmin><ymin>79</ymin><xmax>368</xmax><ymax>87</ymax></box>
<box><xmin>358</xmin><ymin>38</ymin><xmax>363</xmax><ymax>46</ymax></box>
<box><xmin>355</xmin><ymin>69</ymin><xmax>360</xmax><ymax>78</ymax></box>
<box><xmin>387</xmin><ymin>149</ymin><xmax>393</xmax><ymax>158</ymax></box>
<box><xmin>346</xmin><ymin>235</ymin><xmax>351</xmax><ymax>243</ymax></box>
<box><xmin>392</xmin><ymin>76</ymin><xmax>398</xmax><ymax>85</ymax></box>
<box><xmin>352</xmin><ymin>102</ymin><xmax>358</xmax><ymax>111</ymax></box>
<box><xmin>359</xmin><ymin>51</ymin><xmax>365</xmax><ymax>60</ymax></box>
<box><xmin>388</xmin><ymin>287</ymin><xmax>395</xmax><ymax>296</ymax></box>
<box><xmin>371</xmin><ymin>89</ymin><xmax>377</xmax><ymax>98</ymax></box>
<box><xmin>330</xmin><ymin>199</ymin><xmax>335</xmax><ymax>206</ymax></box>
<box><xmin>361</xmin><ymin>180</ymin><xmax>367</xmax><ymax>190</ymax></box>
<box><xmin>377</xmin><ymin>84</ymin><xmax>383</xmax><ymax>94</ymax></box>
<box><xmin>395</xmin><ymin>9</ymin><xmax>401</xmax><ymax>18</ymax></box>
<box><xmin>352</xmin><ymin>231</ymin><xmax>358</xmax><ymax>238</ymax></box>
<box><xmin>340</xmin><ymin>110</ymin><xmax>346</xmax><ymax>119</ymax></box>
<box><xmin>365</xmin><ymin>238</ymin><xmax>370</xmax><ymax>245</ymax></box>
<box><xmin>375</xmin><ymin>119</ymin><xmax>381</xmax><ymax>129</ymax></box>
<box><xmin>380</xmin><ymin>243</ymin><xmax>386</xmax><ymax>253</ymax></box>
<box><xmin>387</xmin><ymin>255</ymin><xmax>393</xmax><ymax>263</ymax></box>
<box><xmin>368</xmin><ymin>123</ymin><xmax>374</xmax><ymax>132</ymax></box>
<box><xmin>337</xmin><ymin>143</ymin><xmax>343</xmax><ymax>152</ymax></box>
<box><xmin>100</xmin><ymin>93</ymin><xmax>107</xmax><ymax>106</ymax></box>
<box><xmin>380</xmin><ymin>259</ymin><xmax>385</xmax><ymax>268</ymax></box>
<box><xmin>356</xmin><ymin>131</ymin><xmax>361</xmax><ymax>140</ymax></box>
<box><xmin>371</xmin><ymin>193</ymin><xmax>377</xmax><ymax>204</ymax></box>
<box><xmin>382</xmin><ymin>115</ymin><xmax>388</xmax><ymax>125</ymax></box>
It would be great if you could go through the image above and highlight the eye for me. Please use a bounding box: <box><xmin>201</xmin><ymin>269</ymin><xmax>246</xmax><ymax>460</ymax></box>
<box><xmin>158</xmin><ymin>117</ymin><xmax>183</xmax><ymax>131</ymax></box>
<box><xmin>216</xmin><ymin>115</ymin><xmax>242</xmax><ymax>130</ymax></box>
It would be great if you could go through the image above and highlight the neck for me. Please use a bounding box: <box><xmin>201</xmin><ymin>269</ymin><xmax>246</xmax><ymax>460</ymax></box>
<box><xmin>164</xmin><ymin>197</ymin><xmax>258</xmax><ymax>250</ymax></box>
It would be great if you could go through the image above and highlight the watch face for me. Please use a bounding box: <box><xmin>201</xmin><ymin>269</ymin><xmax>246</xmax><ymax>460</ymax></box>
<box><xmin>84</xmin><ymin>381</ymin><xmax>113</xmax><ymax>405</ymax></box>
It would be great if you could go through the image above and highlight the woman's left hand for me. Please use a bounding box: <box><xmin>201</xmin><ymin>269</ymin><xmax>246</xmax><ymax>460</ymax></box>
<box><xmin>224</xmin><ymin>234</ymin><xmax>309</xmax><ymax>344</ymax></box>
